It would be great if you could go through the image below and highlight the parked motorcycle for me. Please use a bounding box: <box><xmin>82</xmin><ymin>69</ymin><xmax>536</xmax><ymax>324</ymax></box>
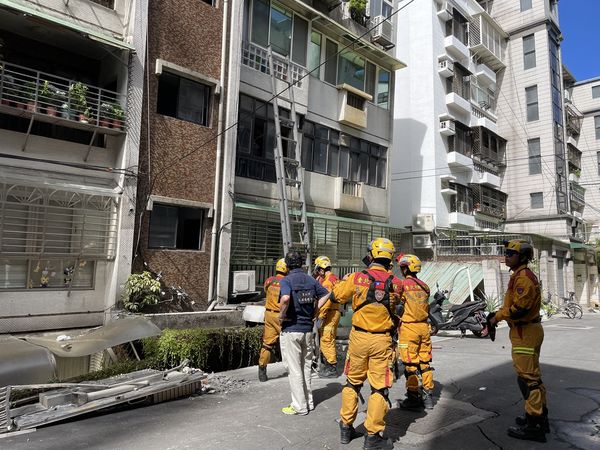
<box><xmin>428</xmin><ymin>284</ymin><xmax>489</xmax><ymax>338</ymax></box>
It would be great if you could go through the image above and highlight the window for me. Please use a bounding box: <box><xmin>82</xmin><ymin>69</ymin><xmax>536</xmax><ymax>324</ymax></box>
<box><xmin>0</xmin><ymin>184</ymin><xmax>116</xmax><ymax>290</ymax></box>
<box><xmin>251</xmin><ymin>1</ymin><xmax>307</xmax><ymax>63</ymax></box>
<box><xmin>520</xmin><ymin>0</ymin><xmax>532</xmax><ymax>11</ymax></box>
<box><xmin>593</xmin><ymin>85</ymin><xmax>600</xmax><ymax>99</ymax></box>
<box><xmin>157</xmin><ymin>72</ymin><xmax>211</xmax><ymax>126</ymax></box>
<box><xmin>596</xmin><ymin>116</ymin><xmax>600</xmax><ymax>140</ymax></box>
<box><xmin>149</xmin><ymin>204</ymin><xmax>204</xmax><ymax>250</ymax></box>
<box><xmin>446</xmin><ymin>10</ymin><xmax>468</xmax><ymax>44</ymax></box>
<box><xmin>523</xmin><ymin>34</ymin><xmax>536</xmax><ymax>69</ymax></box>
<box><xmin>365</xmin><ymin>62</ymin><xmax>377</xmax><ymax>99</ymax></box>
<box><xmin>301</xmin><ymin>120</ymin><xmax>386</xmax><ymax>188</ymax></box>
<box><xmin>597</xmin><ymin>151</ymin><xmax>600</xmax><ymax>176</ymax></box>
<box><xmin>530</xmin><ymin>192</ymin><xmax>544</xmax><ymax>209</ymax></box>
<box><xmin>338</xmin><ymin>49</ymin><xmax>365</xmax><ymax>91</ymax></box>
<box><xmin>526</xmin><ymin>85</ymin><xmax>539</xmax><ymax>122</ymax></box>
<box><xmin>324</xmin><ymin>39</ymin><xmax>338</xmax><ymax>85</ymax></box>
<box><xmin>528</xmin><ymin>138</ymin><xmax>541</xmax><ymax>174</ymax></box>
<box><xmin>308</xmin><ymin>32</ymin><xmax>322</xmax><ymax>78</ymax></box>
<box><xmin>377</xmin><ymin>69</ymin><xmax>390</xmax><ymax>109</ymax></box>
<box><xmin>449</xmin><ymin>122</ymin><xmax>472</xmax><ymax>157</ymax></box>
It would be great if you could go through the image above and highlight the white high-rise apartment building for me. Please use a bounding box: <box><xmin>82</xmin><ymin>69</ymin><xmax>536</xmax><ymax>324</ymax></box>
<box><xmin>392</xmin><ymin>0</ymin><xmax>598</xmax><ymax>304</ymax></box>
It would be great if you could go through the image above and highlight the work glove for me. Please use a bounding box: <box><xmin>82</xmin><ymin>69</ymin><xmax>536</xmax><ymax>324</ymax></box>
<box><xmin>486</xmin><ymin>312</ymin><xmax>497</xmax><ymax>342</ymax></box>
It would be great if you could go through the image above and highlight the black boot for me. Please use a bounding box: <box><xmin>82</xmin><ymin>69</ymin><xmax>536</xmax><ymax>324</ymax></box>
<box><xmin>399</xmin><ymin>390</ymin><xmax>423</xmax><ymax>410</ymax></box>
<box><xmin>422</xmin><ymin>389</ymin><xmax>434</xmax><ymax>410</ymax></box>
<box><xmin>320</xmin><ymin>361</ymin><xmax>338</xmax><ymax>378</ymax></box>
<box><xmin>258</xmin><ymin>366</ymin><xmax>268</xmax><ymax>382</ymax></box>
<box><xmin>516</xmin><ymin>407</ymin><xmax>549</xmax><ymax>433</ymax></box>
<box><xmin>340</xmin><ymin>422</ymin><xmax>362</xmax><ymax>444</ymax></box>
<box><xmin>508</xmin><ymin>414</ymin><xmax>547</xmax><ymax>443</ymax></box>
<box><xmin>363</xmin><ymin>432</ymin><xmax>394</xmax><ymax>450</ymax></box>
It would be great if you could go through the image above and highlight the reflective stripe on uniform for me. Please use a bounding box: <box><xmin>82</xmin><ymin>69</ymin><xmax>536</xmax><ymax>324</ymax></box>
<box><xmin>512</xmin><ymin>346</ymin><xmax>536</xmax><ymax>355</ymax></box>
<box><xmin>398</xmin><ymin>343</ymin><xmax>408</xmax><ymax>349</ymax></box>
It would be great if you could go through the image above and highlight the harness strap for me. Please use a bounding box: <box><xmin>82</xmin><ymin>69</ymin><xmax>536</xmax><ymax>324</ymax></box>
<box><xmin>371</xmin><ymin>387</ymin><xmax>392</xmax><ymax>408</ymax></box>
<box><xmin>345</xmin><ymin>381</ymin><xmax>365</xmax><ymax>404</ymax></box>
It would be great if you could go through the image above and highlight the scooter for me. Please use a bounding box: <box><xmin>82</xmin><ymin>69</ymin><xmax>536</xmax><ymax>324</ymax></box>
<box><xmin>428</xmin><ymin>284</ymin><xmax>489</xmax><ymax>338</ymax></box>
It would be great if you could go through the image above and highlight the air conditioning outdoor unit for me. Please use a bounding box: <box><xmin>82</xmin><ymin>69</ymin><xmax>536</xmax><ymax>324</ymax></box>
<box><xmin>437</xmin><ymin>1</ymin><xmax>453</xmax><ymax>21</ymax></box>
<box><xmin>413</xmin><ymin>234</ymin><xmax>433</xmax><ymax>249</ymax></box>
<box><xmin>413</xmin><ymin>213</ymin><xmax>435</xmax><ymax>232</ymax></box>
<box><xmin>232</xmin><ymin>270</ymin><xmax>256</xmax><ymax>294</ymax></box>
<box><xmin>439</xmin><ymin>119</ymin><xmax>455</xmax><ymax>136</ymax></box>
<box><xmin>371</xmin><ymin>16</ymin><xmax>393</xmax><ymax>48</ymax></box>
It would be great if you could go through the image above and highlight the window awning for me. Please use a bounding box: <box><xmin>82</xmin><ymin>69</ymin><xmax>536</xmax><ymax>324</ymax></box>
<box><xmin>0</xmin><ymin>0</ymin><xmax>134</xmax><ymax>52</ymax></box>
<box><xmin>569</xmin><ymin>242</ymin><xmax>595</xmax><ymax>251</ymax></box>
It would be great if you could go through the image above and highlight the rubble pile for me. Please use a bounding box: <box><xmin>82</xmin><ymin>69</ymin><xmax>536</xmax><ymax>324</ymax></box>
<box><xmin>200</xmin><ymin>373</ymin><xmax>251</xmax><ymax>395</ymax></box>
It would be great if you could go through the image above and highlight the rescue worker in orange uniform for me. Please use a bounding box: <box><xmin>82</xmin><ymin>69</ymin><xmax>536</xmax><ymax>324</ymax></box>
<box><xmin>396</xmin><ymin>254</ymin><xmax>435</xmax><ymax>410</ymax></box>
<box><xmin>333</xmin><ymin>238</ymin><xmax>402</xmax><ymax>450</ymax></box>
<box><xmin>488</xmin><ymin>240</ymin><xmax>548</xmax><ymax>443</ymax></box>
<box><xmin>314</xmin><ymin>255</ymin><xmax>340</xmax><ymax>378</ymax></box>
<box><xmin>258</xmin><ymin>258</ymin><xmax>288</xmax><ymax>382</ymax></box>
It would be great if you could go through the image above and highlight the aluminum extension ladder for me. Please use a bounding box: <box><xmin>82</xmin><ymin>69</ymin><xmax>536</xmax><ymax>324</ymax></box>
<box><xmin>267</xmin><ymin>46</ymin><xmax>311</xmax><ymax>267</ymax></box>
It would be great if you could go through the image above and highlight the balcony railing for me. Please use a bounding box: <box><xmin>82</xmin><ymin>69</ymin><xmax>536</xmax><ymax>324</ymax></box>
<box><xmin>565</xmin><ymin>102</ymin><xmax>583</xmax><ymax>136</ymax></box>
<box><xmin>568</xmin><ymin>144</ymin><xmax>582</xmax><ymax>170</ymax></box>
<box><xmin>450</xmin><ymin>200</ymin><xmax>474</xmax><ymax>215</ymax></box>
<box><xmin>570</xmin><ymin>181</ymin><xmax>586</xmax><ymax>205</ymax></box>
<box><xmin>471</xmin><ymin>184</ymin><xmax>507</xmax><ymax>220</ymax></box>
<box><xmin>342</xmin><ymin>180</ymin><xmax>362</xmax><ymax>197</ymax></box>
<box><xmin>241</xmin><ymin>42</ymin><xmax>307</xmax><ymax>88</ymax></box>
<box><xmin>0</xmin><ymin>61</ymin><xmax>126</xmax><ymax>132</ymax></box>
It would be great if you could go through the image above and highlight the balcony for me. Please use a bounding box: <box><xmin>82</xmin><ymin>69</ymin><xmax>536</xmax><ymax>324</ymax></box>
<box><xmin>471</xmin><ymin>170</ymin><xmax>501</xmax><ymax>189</ymax></box>
<box><xmin>475</xmin><ymin>63</ymin><xmax>496</xmax><ymax>87</ymax></box>
<box><xmin>565</xmin><ymin>101</ymin><xmax>583</xmax><ymax>136</ymax></box>
<box><xmin>334</xmin><ymin>178</ymin><xmax>364</xmax><ymax>213</ymax></box>
<box><xmin>241</xmin><ymin>41</ymin><xmax>307</xmax><ymax>88</ymax></box>
<box><xmin>468</xmin><ymin>14</ymin><xmax>507</xmax><ymax>70</ymax></box>
<box><xmin>0</xmin><ymin>61</ymin><xmax>126</xmax><ymax>136</ymax></box>
<box><xmin>471</xmin><ymin>84</ymin><xmax>496</xmax><ymax>113</ymax></box>
<box><xmin>449</xmin><ymin>198</ymin><xmax>475</xmax><ymax>228</ymax></box>
<box><xmin>444</xmin><ymin>35</ymin><xmax>470</xmax><ymax>62</ymax></box>
<box><xmin>447</xmin><ymin>151</ymin><xmax>473</xmax><ymax>170</ymax></box>
<box><xmin>568</xmin><ymin>143</ymin><xmax>582</xmax><ymax>171</ymax></box>
<box><xmin>471</xmin><ymin>184</ymin><xmax>507</xmax><ymax>221</ymax></box>
<box><xmin>570</xmin><ymin>181</ymin><xmax>586</xmax><ymax>208</ymax></box>
<box><xmin>441</xmin><ymin>177</ymin><xmax>457</xmax><ymax>196</ymax></box>
<box><xmin>446</xmin><ymin>92</ymin><xmax>471</xmax><ymax>115</ymax></box>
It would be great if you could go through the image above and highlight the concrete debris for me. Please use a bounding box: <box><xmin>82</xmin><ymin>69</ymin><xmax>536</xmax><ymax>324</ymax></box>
<box><xmin>201</xmin><ymin>373</ymin><xmax>251</xmax><ymax>395</ymax></box>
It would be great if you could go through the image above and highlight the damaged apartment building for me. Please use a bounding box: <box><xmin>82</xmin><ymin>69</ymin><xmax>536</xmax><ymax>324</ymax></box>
<box><xmin>391</xmin><ymin>0</ymin><xmax>598</xmax><ymax>306</ymax></box>
<box><xmin>0</xmin><ymin>0</ymin><xmax>146</xmax><ymax>333</ymax></box>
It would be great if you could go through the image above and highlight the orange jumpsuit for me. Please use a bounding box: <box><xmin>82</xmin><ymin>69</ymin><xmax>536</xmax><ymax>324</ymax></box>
<box><xmin>317</xmin><ymin>272</ymin><xmax>340</xmax><ymax>365</ymax></box>
<box><xmin>333</xmin><ymin>265</ymin><xmax>402</xmax><ymax>435</ymax></box>
<box><xmin>398</xmin><ymin>276</ymin><xmax>433</xmax><ymax>393</ymax></box>
<box><xmin>259</xmin><ymin>274</ymin><xmax>284</xmax><ymax>367</ymax></box>
<box><xmin>495</xmin><ymin>264</ymin><xmax>546</xmax><ymax>417</ymax></box>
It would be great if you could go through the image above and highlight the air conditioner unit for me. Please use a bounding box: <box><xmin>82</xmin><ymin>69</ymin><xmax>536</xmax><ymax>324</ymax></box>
<box><xmin>480</xmin><ymin>243</ymin><xmax>500</xmax><ymax>255</ymax></box>
<box><xmin>371</xmin><ymin>16</ymin><xmax>393</xmax><ymax>48</ymax></box>
<box><xmin>413</xmin><ymin>234</ymin><xmax>433</xmax><ymax>249</ymax></box>
<box><xmin>438</xmin><ymin>59</ymin><xmax>454</xmax><ymax>77</ymax></box>
<box><xmin>232</xmin><ymin>270</ymin><xmax>256</xmax><ymax>294</ymax></box>
<box><xmin>437</xmin><ymin>1</ymin><xmax>453</xmax><ymax>21</ymax></box>
<box><xmin>413</xmin><ymin>214</ymin><xmax>435</xmax><ymax>232</ymax></box>
<box><xmin>439</xmin><ymin>119</ymin><xmax>455</xmax><ymax>136</ymax></box>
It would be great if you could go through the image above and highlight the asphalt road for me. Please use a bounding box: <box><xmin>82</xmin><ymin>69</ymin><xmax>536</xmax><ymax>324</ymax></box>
<box><xmin>3</xmin><ymin>314</ymin><xmax>600</xmax><ymax>449</ymax></box>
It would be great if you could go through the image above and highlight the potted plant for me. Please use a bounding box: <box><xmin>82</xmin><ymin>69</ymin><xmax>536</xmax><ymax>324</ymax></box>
<box><xmin>348</xmin><ymin>0</ymin><xmax>367</xmax><ymax>27</ymax></box>
<box><xmin>69</xmin><ymin>81</ymin><xmax>89</xmax><ymax>123</ymax></box>
<box><xmin>111</xmin><ymin>102</ymin><xmax>125</xmax><ymax>130</ymax></box>
<box><xmin>23</xmin><ymin>80</ymin><xmax>38</xmax><ymax>112</ymax></box>
<box><xmin>39</xmin><ymin>80</ymin><xmax>57</xmax><ymax>116</ymax></box>
<box><xmin>54</xmin><ymin>89</ymin><xmax>69</xmax><ymax>118</ymax></box>
<box><xmin>99</xmin><ymin>102</ymin><xmax>112</xmax><ymax>128</ymax></box>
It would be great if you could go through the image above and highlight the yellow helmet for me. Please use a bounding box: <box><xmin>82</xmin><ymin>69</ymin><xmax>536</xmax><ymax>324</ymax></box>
<box><xmin>368</xmin><ymin>237</ymin><xmax>395</xmax><ymax>260</ymax></box>
<box><xmin>397</xmin><ymin>254</ymin><xmax>422</xmax><ymax>273</ymax></box>
<box><xmin>314</xmin><ymin>256</ymin><xmax>332</xmax><ymax>269</ymax></box>
<box><xmin>275</xmin><ymin>258</ymin><xmax>288</xmax><ymax>274</ymax></box>
<box><xmin>504</xmin><ymin>240</ymin><xmax>534</xmax><ymax>261</ymax></box>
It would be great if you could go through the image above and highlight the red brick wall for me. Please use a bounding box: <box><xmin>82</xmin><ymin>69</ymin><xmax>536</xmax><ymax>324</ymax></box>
<box><xmin>135</xmin><ymin>0</ymin><xmax>224</xmax><ymax>309</ymax></box>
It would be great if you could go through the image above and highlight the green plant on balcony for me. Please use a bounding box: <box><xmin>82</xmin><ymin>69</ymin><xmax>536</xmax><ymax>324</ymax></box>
<box><xmin>22</xmin><ymin>80</ymin><xmax>38</xmax><ymax>111</ymax></box>
<box><xmin>69</xmin><ymin>81</ymin><xmax>89</xmax><ymax>122</ymax></box>
<box><xmin>99</xmin><ymin>102</ymin><xmax>112</xmax><ymax>127</ymax></box>
<box><xmin>348</xmin><ymin>0</ymin><xmax>368</xmax><ymax>27</ymax></box>
<box><xmin>122</xmin><ymin>271</ymin><xmax>161</xmax><ymax>313</ymax></box>
<box><xmin>111</xmin><ymin>102</ymin><xmax>125</xmax><ymax>129</ymax></box>
<box><xmin>39</xmin><ymin>80</ymin><xmax>59</xmax><ymax>116</ymax></box>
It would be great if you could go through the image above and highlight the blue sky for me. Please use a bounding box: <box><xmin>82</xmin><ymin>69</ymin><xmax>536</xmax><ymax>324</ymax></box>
<box><xmin>559</xmin><ymin>0</ymin><xmax>600</xmax><ymax>82</ymax></box>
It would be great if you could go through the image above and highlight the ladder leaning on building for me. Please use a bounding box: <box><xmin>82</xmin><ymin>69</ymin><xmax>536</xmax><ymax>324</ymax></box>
<box><xmin>267</xmin><ymin>45</ymin><xmax>311</xmax><ymax>267</ymax></box>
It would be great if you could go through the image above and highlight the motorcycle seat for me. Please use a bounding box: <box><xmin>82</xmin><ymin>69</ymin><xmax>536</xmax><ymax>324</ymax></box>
<box><xmin>449</xmin><ymin>301</ymin><xmax>480</xmax><ymax>312</ymax></box>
